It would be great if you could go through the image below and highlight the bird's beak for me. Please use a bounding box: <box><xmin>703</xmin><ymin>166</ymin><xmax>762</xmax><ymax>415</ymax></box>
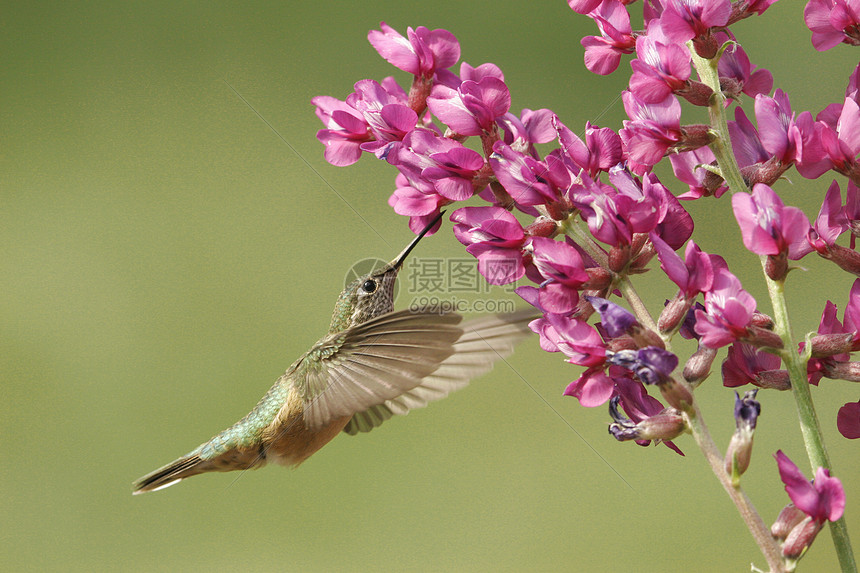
<box><xmin>390</xmin><ymin>211</ymin><xmax>445</xmax><ymax>270</ymax></box>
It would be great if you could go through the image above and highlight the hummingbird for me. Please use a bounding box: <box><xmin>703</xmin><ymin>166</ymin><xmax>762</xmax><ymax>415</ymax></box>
<box><xmin>133</xmin><ymin>212</ymin><xmax>535</xmax><ymax>494</ymax></box>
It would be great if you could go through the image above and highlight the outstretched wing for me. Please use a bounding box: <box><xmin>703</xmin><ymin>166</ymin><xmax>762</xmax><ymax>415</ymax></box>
<box><xmin>343</xmin><ymin>310</ymin><xmax>537</xmax><ymax>434</ymax></box>
<box><xmin>296</xmin><ymin>309</ymin><xmax>465</xmax><ymax>430</ymax></box>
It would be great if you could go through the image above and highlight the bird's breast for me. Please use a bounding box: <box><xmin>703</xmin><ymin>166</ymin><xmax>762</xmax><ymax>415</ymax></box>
<box><xmin>261</xmin><ymin>388</ymin><xmax>351</xmax><ymax>467</ymax></box>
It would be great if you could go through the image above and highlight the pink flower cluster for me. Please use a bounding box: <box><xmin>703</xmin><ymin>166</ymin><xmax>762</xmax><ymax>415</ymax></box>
<box><xmin>313</xmin><ymin>3</ymin><xmax>860</xmax><ymax>560</ymax></box>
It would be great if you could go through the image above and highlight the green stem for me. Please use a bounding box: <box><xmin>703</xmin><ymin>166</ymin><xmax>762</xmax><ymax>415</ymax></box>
<box><xmin>685</xmin><ymin>402</ymin><xmax>785</xmax><ymax>572</ymax></box>
<box><xmin>693</xmin><ymin>44</ymin><xmax>855</xmax><ymax>571</ymax></box>
<box><xmin>617</xmin><ymin>279</ymin><xmax>661</xmax><ymax>340</ymax></box>
<box><xmin>762</xmin><ymin>260</ymin><xmax>857</xmax><ymax>573</ymax></box>
<box><xmin>689</xmin><ymin>46</ymin><xmax>748</xmax><ymax>196</ymax></box>
<box><xmin>560</xmin><ymin>215</ymin><xmax>609</xmax><ymax>269</ymax></box>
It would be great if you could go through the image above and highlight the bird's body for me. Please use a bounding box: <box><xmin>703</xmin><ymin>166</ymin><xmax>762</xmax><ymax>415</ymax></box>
<box><xmin>133</xmin><ymin>214</ymin><xmax>534</xmax><ymax>494</ymax></box>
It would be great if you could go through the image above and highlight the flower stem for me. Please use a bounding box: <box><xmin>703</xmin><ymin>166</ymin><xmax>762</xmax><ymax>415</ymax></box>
<box><xmin>762</xmin><ymin>260</ymin><xmax>857</xmax><ymax>573</ymax></box>
<box><xmin>689</xmin><ymin>45</ymin><xmax>748</xmax><ymax>195</ymax></box>
<box><xmin>685</xmin><ymin>401</ymin><xmax>785</xmax><ymax>572</ymax></box>
<box><xmin>617</xmin><ymin>279</ymin><xmax>660</xmax><ymax>340</ymax></box>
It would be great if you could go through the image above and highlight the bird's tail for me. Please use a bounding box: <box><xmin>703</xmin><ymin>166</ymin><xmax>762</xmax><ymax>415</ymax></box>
<box><xmin>132</xmin><ymin>453</ymin><xmax>209</xmax><ymax>495</ymax></box>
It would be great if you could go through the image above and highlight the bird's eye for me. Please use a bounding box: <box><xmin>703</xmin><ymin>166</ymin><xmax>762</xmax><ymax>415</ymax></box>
<box><xmin>361</xmin><ymin>279</ymin><xmax>377</xmax><ymax>293</ymax></box>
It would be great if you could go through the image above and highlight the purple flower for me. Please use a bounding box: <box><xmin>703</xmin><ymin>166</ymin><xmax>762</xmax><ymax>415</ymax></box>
<box><xmin>312</xmin><ymin>95</ymin><xmax>372</xmax><ymax>166</ymax></box>
<box><xmin>451</xmin><ymin>206</ymin><xmax>527</xmax><ymax>285</ymax></box>
<box><xmin>581</xmin><ymin>0</ymin><xmax>635</xmax><ymax>75</ymax></box>
<box><xmin>805</xmin><ymin>0</ymin><xmax>860</xmax><ymax>51</ymax></box>
<box><xmin>607</xmin><ymin>347</ymin><xmax>679</xmax><ymax>385</ymax></box>
<box><xmin>694</xmin><ymin>268</ymin><xmax>757</xmax><ymax>348</ymax></box>
<box><xmin>837</xmin><ymin>400</ymin><xmax>860</xmax><ymax>438</ymax></box>
<box><xmin>368</xmin><ymin>22</ymin><xmax>460</xmax><ymax>80</ymax></box>
<box><xmin>587</xmin><ymin>296</ymin><xmax>636</xmax><ymax>338</ymax></box>
<box><xmin>427</xmin><ymin>76</ymin><xmax>511</xmax><ymax>136</ymax></box>
<box><xmin>610</xmin><ymin>376</ymin><xmax>685</xmax><ymax>454</ymax></box>
<box><xmin>517</xmin><ymin>237</ymin><xmax>589</xmax><ymax>314</ymax></box>
<box><xmin>732</xmin><ymin>183</ymin><xmax>811</xmax><ymax>260</ymax></box>
<box><xmin>775</xmin><ymin>450</ymin><xmax>845</xmax><ymax>523</ymax></box>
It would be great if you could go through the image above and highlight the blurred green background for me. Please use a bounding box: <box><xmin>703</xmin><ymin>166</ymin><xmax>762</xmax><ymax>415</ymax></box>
<box><xmin>3</xmin><ymin>2</ymin><xmax>859</xmax><ymax>571</ymax></box>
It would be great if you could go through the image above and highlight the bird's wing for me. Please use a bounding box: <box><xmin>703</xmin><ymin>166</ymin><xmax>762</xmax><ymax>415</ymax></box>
<box><xmin>343</xmin><ymin>310</ymin><xmax>538</xmax><ymax>435</ymax></box>
<box><xmin>297</xmin><ymin>309</ymin><xmax>464</xmax><ymax>430</ymax></box>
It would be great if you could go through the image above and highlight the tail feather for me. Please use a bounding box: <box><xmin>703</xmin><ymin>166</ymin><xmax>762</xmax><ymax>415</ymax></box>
<box><xmin>132</xmin><ymin>454</ymin><xmax>208</xmax><ymax>495</ymax></box>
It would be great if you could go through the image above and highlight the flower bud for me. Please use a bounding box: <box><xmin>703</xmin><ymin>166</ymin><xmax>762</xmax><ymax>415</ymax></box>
<box><xmin>629</xmin><ymin>322</ymin><xmax>666</xmax><ymax>349</ymax></box>
<box><xmin>524</xmin><ymin>217</ymin><xmax>558</xmax><ymax>239</ymax></box>
<box><xmin>608</xmin><ymin>244</ymin><xmax>631</xmax><ymax>273</ymax></box>
<box><xmin>809</xmin><ymin>333</ymin><xmax>855</xmax><ymax>357</ymax></box>
<box><xmin>725</xmin><ymin>390</ymin><xmax>760</xmax><ymax>483</ymax></box>
<box><xmin>755</xmin><ymin>369</ymin><xmax>791</xmax><ymax>390</ymax></box>
<box><xmin>608</xmin><ymin>398</ymin><xmax>686</xmax><ymax>442</ymax></box>
<box><xmin>771</xmin><ymin>504</ymin><xmax>806</xmax><ymax>540</ymax></box>
<box><xmin>677</xmin><ymin>80</ymin><xmax>714</xmax><ymax>107</ymax></box>
<box><xmin>683</xmin><ymin>345</ymin><xmax>718</xmax><ymax>387</ymax></box>
<box><xmin>765</xmin><ymin>252</ymin><xmax>788</xmax><ymax>281</ymax></box>
<box><xmin>658</xmin><ymin>294</ymin><xmax>693</xmax><ymax>334</ymax></box>
<box><xmin>750</xmin><ymin>312</ymin><xmax>775</xmax><ymax>330</ymax></box>
<box><xmin>820</xmin><ymin>243</ymin><xmax>860</xmax><ymax>277</ymax></box>
<box><xmin>822</xmin><ymin>361</ymin><xmax>860</xmax><ymax>383</ymax></box>
<box><xmin>781</xmin><ymin>515</ymin><xmax>824</xmax><ymax>560</ymax></box>
<box><xmin>742</xmin><ymin>325</ymin><xmax>784</xmax><ymax>350</ymax></box>
<box><xmin>658</xmin><ymin>376</ymin><xmax>694</xmax><ymax>412</ymax></box>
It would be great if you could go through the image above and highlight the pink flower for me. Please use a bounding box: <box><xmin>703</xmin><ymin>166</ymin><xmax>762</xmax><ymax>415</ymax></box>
<box><xmin>798</xmin><ymin>97</ymin><xmax>860</xmax><ymax>184</ymax></box>
<box><xmin>490</xmin><ymin>142</ymin><xmax>565</xmax><ymax>207</ymax></box>
<box><xmin>694</xmin><ymin>268</ymin><xmax>757</xmax><ymax>348</ymax></box>
<box><xmin>451</xmin><ymin>206</ymin><xmax>527</xmax><ymax>285</ymax></box>
<box><xmin>387</xmin><ymin>129</ymin><xmax>484</xmax><ymax>201</ymax></box>
<box><xmin>368</xmin><ymin>22</ymin><xmax>460</xmax><ymax>79</ymax></box>
<box><xmin>620</xmin><ymin>92</ymin><xmax>683</xmax><ymax>172</ymax></box>
<box><xmin>498</xmin><ymin>108</ymin><xmax>557</xmax><ymax>156</ymax></box>
<box><xmin>653</xmin><ymin>237</ymin><xmax>726</xmax><ymax>298</ymax></box>
<box><xmin>349</xmin><ymin>79</ymin><xmax>416</xmax><ymax>157</ymax></box>
<box><xmin>732</xmin><ymin>183</ymin><xmax>811</xmax><ymax>259</ymax></box>
<box><xmin>716</xmin><ymin>38</ymin><xmax>773</xmax><ymax>100</ymax></box>
<box><xmin>755</xmin><ymin>90</ymin><xmax>805</xmax><ymax>166</ymax></box>
<box><xmin>629</xmin><ymin>21</ymin><xmax>692</xmax><ymax>103</ymax></box>
<box><xmin>518</xmin><ymin>237</ymin><xmax>589</xmax><ymax>314</ymax></box>
<box><xmin>388</xmin><ymin>173</ymin><xmax>449</xmax><ymax>235</ymax></box>
<box><xmin>775</xmin><ymin>450</ymin><xmax>845</xmax><ymax>523</ymax></box>
<box><xmin>581</xmin><ymin>0</ymin><xmax>635</xmax><ymax>75</ymax></box>
<box><xmin>804</xmin><ymin>0</ymin><xmax>860</xmax><ymax>51</ymax></box>
<box><xmin>722</xmin><ymin>342</ymin><xmax>786</xmax><ymax>389</ymax></box>
<box><xmin>312</xmin><ymin>95</ymin><xmax>372</xmax><ymax>166</ymax></box>
<box><xmin>660</xmin><ymin>0</ymin><xmax>732</xmax><ymax>44</ymax></box>
<box><xmin>427</xmin><ymin>76</ymin><xmax>511</xmax><ymax>136</ymax></box>
<box><xmin>837</xmin><ymin>400</ymin><xmax>860</xmax><ymax>438</ymax></box>
<box><xmin>669</xmin><ymin>147</ymin><xmax>728</xmax><ymax>199</ymax></box>
<box><xmin>555</xmin><ymin>118</ymin><xmax>624</xmax><ymax>178</ymax></box>
<box><xmin>532</xmin><ymin>313</ymin><xmax>607</xmax><ymax>367</ymax></box>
